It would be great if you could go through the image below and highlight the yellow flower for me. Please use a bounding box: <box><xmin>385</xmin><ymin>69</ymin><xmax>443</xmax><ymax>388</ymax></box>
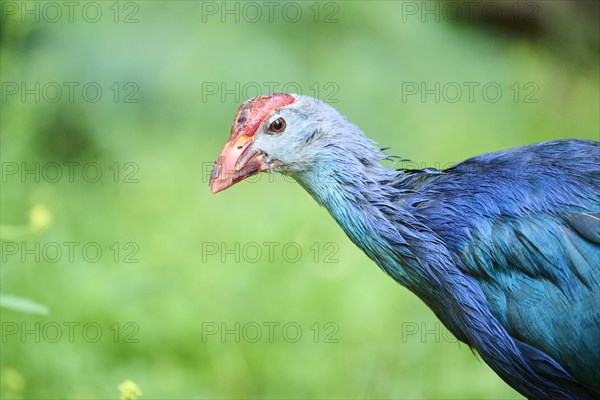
<box><xmin>118</xmin><ymin>380</ymin><xmax>142</xmax><ymax>400</ymax></box>
<box><xmin>29</xmin><ymin>204</ymin><xmax>52</xmax><ymax>234</ymax></box>
<box><xmin>1</xmin><ymin>368</ymin><xmax>25</xmax><ymax>393</ymax></box>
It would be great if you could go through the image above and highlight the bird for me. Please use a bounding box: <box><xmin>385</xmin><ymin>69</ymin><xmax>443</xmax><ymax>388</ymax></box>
<box><xmin>209</xmin><ymin>93</ymin><xmax>600</xmax><ymax>400</ymax></box>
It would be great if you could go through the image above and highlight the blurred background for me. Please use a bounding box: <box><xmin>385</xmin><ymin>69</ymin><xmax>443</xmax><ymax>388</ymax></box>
<box><xmin>1</xmin><ymin>1</ymin><xmax>598</xmax><ymax>399</ymax></box>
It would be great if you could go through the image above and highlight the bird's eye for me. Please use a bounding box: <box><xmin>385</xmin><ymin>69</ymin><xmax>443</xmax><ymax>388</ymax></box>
<box><xmin>269</xmin><ymin>118</ymin><xmax>286</xmax><ymax>133</ymax></box>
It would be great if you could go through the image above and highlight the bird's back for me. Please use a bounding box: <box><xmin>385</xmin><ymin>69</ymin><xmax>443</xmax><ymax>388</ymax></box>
<box><xmin>402</xmin><ymin>139</ymin><xmax>600</xmax><ymax>397</ymax></box>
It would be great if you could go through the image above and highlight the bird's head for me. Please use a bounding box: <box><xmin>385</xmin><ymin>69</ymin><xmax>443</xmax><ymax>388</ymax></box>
<box><xmin>210</xmin><ymin>93</ymin><xmax>380</xmax><ymax>194</ymax></box>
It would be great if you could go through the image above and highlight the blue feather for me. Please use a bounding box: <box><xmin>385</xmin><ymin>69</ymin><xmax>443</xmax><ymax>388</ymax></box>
<box><xmin>294</xmin><ymin>138</ymin><xmax>600</xmax><ymax>399</ymax></box>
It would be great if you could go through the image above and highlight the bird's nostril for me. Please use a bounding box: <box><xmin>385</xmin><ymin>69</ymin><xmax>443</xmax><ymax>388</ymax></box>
<box><xmin>237</xmin><ymin>146</ymin><xmax>243</xmax><ymax>150</ymax></box>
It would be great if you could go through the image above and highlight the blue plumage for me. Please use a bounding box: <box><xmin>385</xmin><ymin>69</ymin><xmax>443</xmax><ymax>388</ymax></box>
<box><xmin>211</xmin><ymin>95</ymin><xmax>600</xmax><ymax>399</ymax></box>
<box><xmin>301</xmin><ymin>139</ymin><xmax>600</xmax><ymax>399</ymax></box>
<box><xmin>404</xmin><ymin>140</ymin><xmax>600</xmax><ymax>398</ymax></box>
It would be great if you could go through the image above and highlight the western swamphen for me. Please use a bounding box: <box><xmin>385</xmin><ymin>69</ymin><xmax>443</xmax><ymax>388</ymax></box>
<box><xmin>209</xmin><ymin>94</ymin><xmax>600</xmax><ymax>399</ymax></box>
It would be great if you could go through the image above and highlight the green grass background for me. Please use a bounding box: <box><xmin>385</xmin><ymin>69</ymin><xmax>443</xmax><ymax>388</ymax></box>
<box><xmin>1</xmin><ymin>1</ymin><xmax>598</xmax><ymax>399</ymax></box>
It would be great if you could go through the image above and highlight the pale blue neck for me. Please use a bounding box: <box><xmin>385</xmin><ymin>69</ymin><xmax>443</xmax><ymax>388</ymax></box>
<box><xmin>291</xmin><ymin>158</ymin><xmax>468</xmax><ymax>343</ymax></box>
<box><xmin>290</xmin><ymin>160</ymin><xmax>416</xmax><ymax>286</ymax></box>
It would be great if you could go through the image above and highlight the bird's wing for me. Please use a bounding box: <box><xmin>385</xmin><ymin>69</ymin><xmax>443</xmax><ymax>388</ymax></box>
<box><xmin>459</xmin><ymin>210</ymin><xmax>600</xmax><ymax>394</ymax></box>
<box><xmin>407</xmin><ymin>140</ymin><xmax>600</xmax><ymax>395</ymax></box>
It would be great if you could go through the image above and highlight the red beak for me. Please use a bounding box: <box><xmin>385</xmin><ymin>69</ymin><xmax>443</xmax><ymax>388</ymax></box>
<box><xmin>209</xmin><ymin>134</ymin><xmax>266</xmax><ymax>193</ymax></box>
